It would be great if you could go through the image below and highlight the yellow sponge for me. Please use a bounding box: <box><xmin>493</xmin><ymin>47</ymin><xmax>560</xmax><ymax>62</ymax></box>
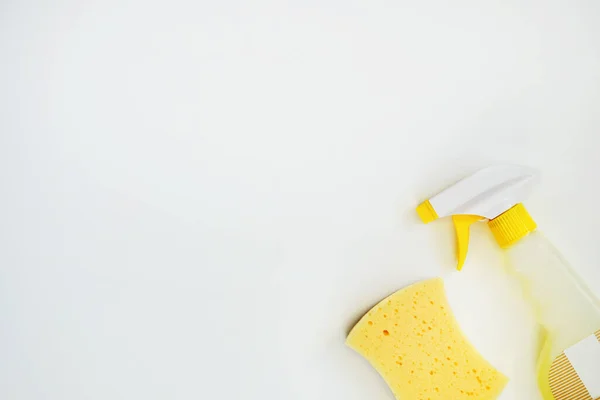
<box><xmin>346</xmin><ymin>278</ymin><xmax>508</xmax><ymax>399</ymax></box>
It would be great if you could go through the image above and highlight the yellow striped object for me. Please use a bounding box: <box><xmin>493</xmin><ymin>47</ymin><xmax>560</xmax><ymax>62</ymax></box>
<box><xmin>548</xmin><ymin>330</ymin><xmax>600</xmax><ymax>400</ymax></box>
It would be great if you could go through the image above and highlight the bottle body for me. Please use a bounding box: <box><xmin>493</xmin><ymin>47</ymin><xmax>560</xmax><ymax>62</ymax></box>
<box><xmin>504</xmin><ymin>231</ymin><xmax>600</xmax><ymax>399</ymax></box>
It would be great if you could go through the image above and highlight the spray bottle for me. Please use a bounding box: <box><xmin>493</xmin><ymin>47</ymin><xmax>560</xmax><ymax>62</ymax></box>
<box><xmin>417</xmin><ymin>165</ymin><xmax>600</xmax><ymax>400</ymax></box>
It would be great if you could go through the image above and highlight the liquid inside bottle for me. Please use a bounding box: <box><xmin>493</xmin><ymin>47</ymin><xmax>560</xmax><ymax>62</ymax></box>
<box><xmin>504</xmin><ymin>231</ymin><xmax>600</xmax><ymax>399</ymax></box>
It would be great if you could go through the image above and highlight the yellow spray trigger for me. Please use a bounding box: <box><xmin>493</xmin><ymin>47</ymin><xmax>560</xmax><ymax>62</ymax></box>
<box><xmin>452</xmin><ymin>215</ymin><xmax>483</xmax><ymax>271</ymax></box>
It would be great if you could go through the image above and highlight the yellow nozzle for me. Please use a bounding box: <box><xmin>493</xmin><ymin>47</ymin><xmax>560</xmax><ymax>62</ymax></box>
<box><xmin>416</xmin><ymin>200</ymin><xmax>438</xmax><ymax>224</ymax></box>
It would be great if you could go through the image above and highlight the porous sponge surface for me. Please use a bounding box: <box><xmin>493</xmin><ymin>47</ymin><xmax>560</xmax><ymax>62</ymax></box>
<box><xmin>346</xmin><ymin>278</ymin><xmax>508</xmax><ymax>400</ymax></box>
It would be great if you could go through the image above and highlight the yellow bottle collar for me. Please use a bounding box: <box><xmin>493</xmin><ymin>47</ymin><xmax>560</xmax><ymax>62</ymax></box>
<box><xmin>488</xmin><ymin>203</ymin><xmax>537</xmax><ymax>249</ymax></box>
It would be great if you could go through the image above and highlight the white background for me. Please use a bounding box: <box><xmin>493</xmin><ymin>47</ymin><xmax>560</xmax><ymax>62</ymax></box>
<box><xmin>1</xmin><ymin>1</ymin><xmax>599</xmax><ymax>399</ymax></box>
